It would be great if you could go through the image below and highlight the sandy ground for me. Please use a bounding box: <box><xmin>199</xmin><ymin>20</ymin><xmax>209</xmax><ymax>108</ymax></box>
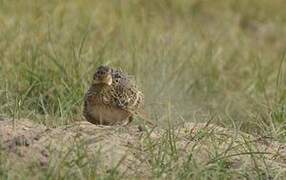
<box><xmin>1</xmin><ymin>118</ymin><xmax>286</xmax><ymax>178</ymax></box>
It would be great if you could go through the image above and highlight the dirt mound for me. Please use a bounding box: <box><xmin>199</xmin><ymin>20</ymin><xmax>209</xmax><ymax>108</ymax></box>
<box><xmin>1</xmin><ymin>119</ymin><xmax>286</xmax><ymax>179</ymax></box>
<box><xmin>0</xmin><ymin>119</ymin><xmax>150</xmax><ymax>178</ymax></box>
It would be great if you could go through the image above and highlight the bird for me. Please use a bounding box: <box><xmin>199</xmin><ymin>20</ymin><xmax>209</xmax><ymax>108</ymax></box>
<box><xmin>83</xmin><ymin>65</ymin><xmax>146</xmax><ymax>126</ymax></box>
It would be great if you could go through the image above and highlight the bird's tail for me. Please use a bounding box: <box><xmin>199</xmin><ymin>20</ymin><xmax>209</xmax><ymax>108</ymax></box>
<box><xmin>135</xmin><ymin>109</ymin><xmax>157</xmax><ymax>127</ymax></box>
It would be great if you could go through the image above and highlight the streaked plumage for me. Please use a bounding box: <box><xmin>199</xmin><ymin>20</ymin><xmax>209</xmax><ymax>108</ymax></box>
<box><xmin>83</xmin><ymin>66</ymin><xmax>144</xmax><ymax>125</ymax></box>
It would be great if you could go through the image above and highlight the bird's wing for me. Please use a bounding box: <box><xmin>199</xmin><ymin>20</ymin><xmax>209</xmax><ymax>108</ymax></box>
<box><xmin>110</xmin><ymin>68</ymin><xmax>144</xmax><ymax>111</ymax></box>
<box><xmin>111</xmin><ymin>79</ymin><xmax>143</xmax><ymax>111</ymax></box>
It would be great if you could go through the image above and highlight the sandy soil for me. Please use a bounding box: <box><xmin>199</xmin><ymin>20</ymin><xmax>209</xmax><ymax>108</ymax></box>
<box><xmin>1</xmin><ymin>118</ymin><xmax>286</xmax><ymax>178</ymax></box>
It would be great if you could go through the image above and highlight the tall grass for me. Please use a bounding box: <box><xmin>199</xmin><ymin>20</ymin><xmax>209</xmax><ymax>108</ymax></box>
<box><xmin>0</xmin><ymin>0</ymin><xmax>286</xmax><ymax>179</ymax></box>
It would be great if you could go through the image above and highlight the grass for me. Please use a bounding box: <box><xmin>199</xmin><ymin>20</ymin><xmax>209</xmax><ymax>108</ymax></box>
<box><xmin>1</xmin><ymin>0</ymin><xmax>286</xmax><ymax>179</ymax></box>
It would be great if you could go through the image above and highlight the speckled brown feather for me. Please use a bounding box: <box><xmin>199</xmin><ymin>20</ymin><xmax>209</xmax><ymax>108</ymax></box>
<box><xmin>83</xmin><ymin>66</ymin><xmax>145</xmax><ymax>125</ymax></box>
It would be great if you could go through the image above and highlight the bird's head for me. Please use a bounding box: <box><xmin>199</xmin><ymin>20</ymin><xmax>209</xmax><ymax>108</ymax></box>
<box><xmin>93</xmin><ymin>66</ymin><xmax>113</xmax><ymax>85</ymax></box>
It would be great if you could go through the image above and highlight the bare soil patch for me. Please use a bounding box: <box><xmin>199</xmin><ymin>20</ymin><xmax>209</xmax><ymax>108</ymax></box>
<box><xmin>1</xmin><ymin>119</ymin><xmax>286</xmax><ymax>178</ymax></box>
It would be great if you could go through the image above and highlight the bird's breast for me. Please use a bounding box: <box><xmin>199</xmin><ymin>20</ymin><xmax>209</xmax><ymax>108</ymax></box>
<box><xmin>87</xmin><ymin>103</ymin><xmax>131</xmax><ymax>125</ymax></box>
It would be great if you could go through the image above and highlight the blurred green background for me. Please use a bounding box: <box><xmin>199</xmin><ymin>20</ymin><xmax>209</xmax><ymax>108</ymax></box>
<box><xmin>0</xmin><ymin>0</ymin><xmax>286</xmax><ymax>137</ymax></box>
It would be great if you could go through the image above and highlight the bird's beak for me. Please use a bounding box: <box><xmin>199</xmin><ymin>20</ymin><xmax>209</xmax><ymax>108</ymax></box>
<box><xmin>93</xmin><ymin>76</ymin><xmax>112</xmax><ymax>85</ymax></box>
<box><xmin>105</xmin><ymin>75</ymin><xmax>113</xmax><ymax>85</ymax></box>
